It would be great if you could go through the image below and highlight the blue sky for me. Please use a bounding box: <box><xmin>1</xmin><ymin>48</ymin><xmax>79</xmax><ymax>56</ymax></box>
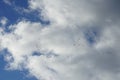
<box><xmin>0</xmin><ymin>0</ymin><xmax>27</xmax><ymax>24</ymax></box>
<box><xmin>0</xmin><ymin>0</ymin><xmax>49</xmax><ymax>26</ymax></box>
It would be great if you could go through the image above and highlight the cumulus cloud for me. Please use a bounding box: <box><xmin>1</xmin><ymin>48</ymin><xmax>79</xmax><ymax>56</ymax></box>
<box><xmin>0</xmin><ymin>0</ymin><xmax>120</xmax><ymax>80</ymax></box>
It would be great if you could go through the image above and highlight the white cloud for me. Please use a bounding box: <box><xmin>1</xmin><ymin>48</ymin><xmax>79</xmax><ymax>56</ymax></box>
<box><xmin>29</xmin><ymin>0</ymin><xmax>97</xmax><ymax>26</ymax></box>
<box><xmin>0</xmin><ymin>0</ymin><xmax>120</xmax><ymax>80</ymax></box>
<box><xmin>3</xmin><ymin>0</ymin><xmax>12</xmax><ymax>5</ymax></box>
<box><xmin>0</xmin><ymin>17</ymin><xmax>8</xmax><ymax>26</ymax></box>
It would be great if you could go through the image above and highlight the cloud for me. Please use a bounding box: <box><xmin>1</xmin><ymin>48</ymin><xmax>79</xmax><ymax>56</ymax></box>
<box><xmin>3</xmin><ymin>0</ymin><xmax>12</xmax><ymax>5</ymax></box>
<box><xmin>0</xmin><ymin>17</ymin><xmax>8</xmax><ymax>26</ymax></box>
<box><xmin>0</xmin><ymin>0</ymin><xmax>120</xmax><ymax>80</ymax></box>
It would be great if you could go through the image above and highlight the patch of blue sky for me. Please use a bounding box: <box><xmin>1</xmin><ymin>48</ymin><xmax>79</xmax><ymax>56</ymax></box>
<box><xmin>0</xmin><ymin>0</ymin><xmax>50</xmax><ymax>32</ymax></box>
<box><xmin>12</xmin><ymin>0</ymin><xmax>29</xmax><ymax>8</ymax></box>
<box><xmin>0</xmin><ymin>49</ymin><xmax>37</xmax><ymax>80</ymax></box>
<box><xmin>84</xmin><ymin>27</ymin><xmax>100</xmax><ymax>45</ymax></box>
<box><xmin>0</xmin><ymin>0</ymin><xmax>20</xmax><ymax>25</ymax></box>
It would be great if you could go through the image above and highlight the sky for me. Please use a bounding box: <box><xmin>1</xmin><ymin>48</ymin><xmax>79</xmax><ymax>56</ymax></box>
<box><xmin>0</xmin><ymin>0</ymin><xmax>120</xmax><ymax>80</ymax></box>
